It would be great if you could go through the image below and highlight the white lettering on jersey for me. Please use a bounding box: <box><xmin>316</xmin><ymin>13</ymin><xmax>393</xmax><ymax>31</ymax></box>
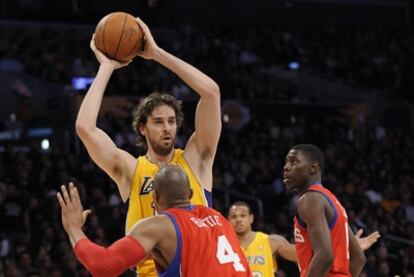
<box><xmin>294</xmin><ymin>227</ymin><xmax>305</xmax><ymax>243</ymax></box>
<box><xmin>190</xmin><ymin>215</ymin><xmax>223</xmax><ymax>228</ymax></box>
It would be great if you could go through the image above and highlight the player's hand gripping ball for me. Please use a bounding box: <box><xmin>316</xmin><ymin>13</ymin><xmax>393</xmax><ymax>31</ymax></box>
<box><xmin>94</xmin><ymin>12</ymin><xmax>144</xmax><ymax>62</ymax></box>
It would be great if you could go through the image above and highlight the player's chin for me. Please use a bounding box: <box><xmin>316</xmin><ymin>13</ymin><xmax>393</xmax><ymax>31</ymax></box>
<box><xmin>163</xmin><ymin>144</ymin><xmax>174</xmax><ymax>153</ymax></box>
<box><xmin>161</xmin><ymin>140</ymin><xmax>173</xmax><ymax>148</ymax></box>
<box><xmin>234</xmin><ymin>226</ymin><xmax>245</xmax><ymax>233</ymax></box>
<box><xmin>283</xmin><ymin>178</ymin><xmax>294</xmax><ymax>189</ymax></box>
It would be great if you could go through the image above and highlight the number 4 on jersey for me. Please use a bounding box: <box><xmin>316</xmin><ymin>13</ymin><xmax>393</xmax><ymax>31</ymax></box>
<box><xmin>216</xmin><ymin>235</ymin><xmax>246</xmax><ymax>272</ymax></box>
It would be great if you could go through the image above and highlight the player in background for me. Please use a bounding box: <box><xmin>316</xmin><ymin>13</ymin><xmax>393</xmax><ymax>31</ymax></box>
<box><xmin>75</xmin><ymin>17</ymin><xmax>221</xmax><ymax>276</ymax></box>
<box><xmin>283</xmin><ymin>144</ymin><xmax>366</xmax><ymax>276</ymax></box>
<box><xmin>57</xmin><ymin>166</ymin><xmax>252</xmax><ymax>277</ymax></box>
<box><xmin>228</xmin><ymin>202</ymin><xmax>379</xmax><ymax>276</ymax></box>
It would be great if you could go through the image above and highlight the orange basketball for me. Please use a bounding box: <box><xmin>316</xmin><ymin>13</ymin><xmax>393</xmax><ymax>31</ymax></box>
<box><xmin>94</xmin><ymin>12</ymin><xmax>143</xmax><ymax>62</ymax></box>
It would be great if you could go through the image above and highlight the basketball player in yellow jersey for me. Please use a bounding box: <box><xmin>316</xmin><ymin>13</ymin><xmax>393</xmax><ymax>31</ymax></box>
<box><xmin>75</xmin><ymin>17</ymin><xmax>221</xmax><ymax>276</ymax></box>
<box><xmin>228</xmin><ymin>202</ymin><xmax>295</xmax><ymax>276</ymax></box>
<box><xmin>228</xmin><ymin>202</ymin><xmax>380</xmax><ymax>276</ymax></box>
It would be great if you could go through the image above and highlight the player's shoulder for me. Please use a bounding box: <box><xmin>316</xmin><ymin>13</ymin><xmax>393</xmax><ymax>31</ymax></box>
<box><xmin>198</xmin><ymin>205</ymin><xmax>223</xmax><ymax>216</ymax></box>
<box><xmin>135</xmin><ymin>155</ymin><xmax>149</xmax><ymax>165</ymax></box>
<box><xmin>254</xmin><ymin>231</ymin><xmax>267</xmax><ymax>238</ymax></box>
<box><xmin>298</xmin><ymin>189</ymin><xmax>324</xmax><ymax>202</ymax></box>
<box><xmin>297</xmin><ymin>190</ymin><xmax>328</xmax><ymax>210</ymax></box>
<box><xmin>139</xmin><ymin>213</ymin><xmax>171</xmax><ymax>226</ymax></box>
<box><xmin>129</xmin><ymin>214</ymin><xmax>172</xmax><ymax>237</ymax></box>
<box><xmin>303</xmin><ymin>185</ymin><xmax>338</xmax><ymax>204</ymax></box>
<box><xmin>190</xmin><ymin>205</ymin><xmax>228</xmax><ymax>222</ymax></box>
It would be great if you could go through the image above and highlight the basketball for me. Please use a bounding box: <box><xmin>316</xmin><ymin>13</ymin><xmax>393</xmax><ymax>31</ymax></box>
<box><xmin>94</xmin><ymin>12</ymin><xmax>143</xmax><ymax>62</ymax></box>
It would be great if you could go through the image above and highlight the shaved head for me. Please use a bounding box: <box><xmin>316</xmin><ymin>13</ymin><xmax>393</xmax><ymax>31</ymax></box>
<box><xmin>153</xmin><ymin>165</ymin><xmax>192</xmax><ymax>205</ymax></box>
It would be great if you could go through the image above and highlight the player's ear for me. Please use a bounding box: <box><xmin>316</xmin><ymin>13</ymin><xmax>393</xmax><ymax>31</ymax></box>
<box><xmin>310</xmin><ymin>161</ymin><xmax>318</xmax><ymax>175</ymax></box>
<box><xmin>249</xmin><ymin>213</ymin><xmax>254</xmax><ymax>224</ymax></box>
<box><xmin>153</xmin><ymin>191</ymin><xmax>159</xmax><ymax>203</ymax></box>
<box><xmin>139</xmin><ymin>124</ymin><xmax>146</xmax><ymax>136</ymax></box>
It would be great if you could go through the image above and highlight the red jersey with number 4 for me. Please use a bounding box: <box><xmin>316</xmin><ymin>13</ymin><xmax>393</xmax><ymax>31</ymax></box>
<box><xmin>159</xmin><ymin>205</ymin><xmax>252</xmax><ymax>277</ymax></box>
<box><xmin>294</xmin><ymin>184</ymin><xmax>351</xmax><ymax>277</ymax></box>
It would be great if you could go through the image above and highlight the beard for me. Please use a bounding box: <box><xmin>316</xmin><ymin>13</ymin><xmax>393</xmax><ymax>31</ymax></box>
<box><xmin>148</xmin><ymin>136</ymin><xmax>175</xmax><ymax>156</ymax></box>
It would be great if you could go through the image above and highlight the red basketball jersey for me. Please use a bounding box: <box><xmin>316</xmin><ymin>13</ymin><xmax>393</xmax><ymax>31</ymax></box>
<box><xmin>159</xmin><ymin>205</ymin><xmax>252</xmax><ymax>277</ymax></box>
<box><xmin>294</xmin><ymin>184</ymin><xmax>351</xmax><ymax>277</ymax></box>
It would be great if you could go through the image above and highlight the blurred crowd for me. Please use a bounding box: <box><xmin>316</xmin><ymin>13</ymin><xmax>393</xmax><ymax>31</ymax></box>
<box><xmin>1</xmin><ymin>21</ymin><xmax>414</xmax><ymax>277</ymax></box>
<box><xmin>1</xmin><ymin>22</ymin><xmax>414</xmax><ymax>101</ymax></box>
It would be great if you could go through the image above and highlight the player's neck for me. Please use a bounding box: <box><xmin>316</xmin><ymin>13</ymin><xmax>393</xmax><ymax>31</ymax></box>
<box><xmin>166</xmin><ymin>200</ymin><xmax>192</xmax><ymax>209</ymax></box>
<box><xmin>298</xmin><ymin>179</ymin><xmax>321</xmax><ymax>194</ymax></box>
<box><xmin>146</xmin><ymin>149</ymin><xmax>175</xmax><ymax>167</ymax></box>
<box><xmin>238</xmin><ymin>230</ymin><xmax>255</xmax><ymax>248</ymax></box>
<box><xmin>160</xmin><ymin>200</ymin><xmax>191</xmax><ymax>210</ymax></box>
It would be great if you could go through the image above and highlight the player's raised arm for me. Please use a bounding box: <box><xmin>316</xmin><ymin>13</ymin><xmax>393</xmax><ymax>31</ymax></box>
<box><xmin>75</xmin><ymin>37</ymin><xmax>136</xmax><ymax>202</ymax></box>
<box><xmin>135</xmin><ymin>17</ymin><xmax>221</xmax><ymax>192</ymax></box>
<box><xmin>298</xmin><ymin>192</ymin><xmax>333</xmax><ymax>277</ymax></box>
<box><xmin>73</xmin><ymin>216</ymin><xmax>169</xmax><ymax>277</ymax></box>
<box><xmin>58</xmin><ymin>183</ymin><xmax>170</xmax><ymax>277</ymax></box>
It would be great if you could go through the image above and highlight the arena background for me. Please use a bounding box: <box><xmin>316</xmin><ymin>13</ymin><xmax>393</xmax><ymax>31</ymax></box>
<box><xmin>1</xmin><ymin>0</ymin><xmax>414</xmax><ymax>276</ymax></box>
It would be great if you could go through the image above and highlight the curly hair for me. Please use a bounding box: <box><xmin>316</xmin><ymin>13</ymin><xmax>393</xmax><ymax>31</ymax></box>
<box><xmin>132</xmin><ymin>92</ymin><xmax>184</xmax><ymax>147</ymax></box>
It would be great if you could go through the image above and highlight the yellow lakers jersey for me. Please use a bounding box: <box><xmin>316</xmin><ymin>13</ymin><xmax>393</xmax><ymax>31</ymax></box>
<box><xmin>127</xmin><ymin>148</ymin><xmax>210</xmax><ymax>276</ymax></box>
<box><xmin>242</xmin><ymin>232</ymin><xmax>276</xmax><ymax>277</ymax></box>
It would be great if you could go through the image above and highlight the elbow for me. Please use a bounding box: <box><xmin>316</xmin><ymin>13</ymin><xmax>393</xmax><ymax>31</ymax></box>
<box><xmin>212</xmin><ymin>83</ymin><xmax>220</xmax><ymax>96</ymax></box>
<box><xmin>324</xmin><ymin>254</ymin><xmax>334</xmax><ymax>268</ymax></box>
<box><xmin>87</xmin><ymin>262</ymin><xmax>100</xmax><ymax>276</ymax></box>
<box><xmin>211</xmin><ymin>82</ymin><xmax>221</xmax><ymax>98</ymax></box>
<box><xmin>84</xmin><ymin>258</ymin><xmax>119</xmax><ymax>277</ymax></box>
<box><xmin>319</xmin><ymin>251</ymin><xmax>334</xmax><ymax>269</ymax></box>
<box><xmin>352</xmin><ymin>249</ymin><xmax>366</xmax><ymax>266</ymax></box>
<box><xmin>78</xmin><ymin>255</ymin><xmax>105</xmax><ymax>277</ymax></box>
<box><xmin>75</xmin><ymin>121</ymin><xmax>87</xmax><ymax>137</ymax></box>
<box><xmin>208</xmin><ymin>82</ymin><xmax>221</xmax><ymax>99</ymax></box>
<box><xmin>89</xmin><ymin>264</ymin><xmax>109</xmax><ymax>277</ymax></box>
<box><xmin>75</xmin><ymin>119</ymin><xmax>94</xmax><ymax>138</ymax></box>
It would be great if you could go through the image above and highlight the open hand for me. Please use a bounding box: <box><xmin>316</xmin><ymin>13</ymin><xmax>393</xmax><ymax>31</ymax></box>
<box><xmin>356</xmin><ymin>229</ymin><xmax>380</xmax><ymax>251</ymax></box>
<box><xmin>57</xmin><ymin>182</ymin><xmax>91</xmax><ymax>234</ymax></box>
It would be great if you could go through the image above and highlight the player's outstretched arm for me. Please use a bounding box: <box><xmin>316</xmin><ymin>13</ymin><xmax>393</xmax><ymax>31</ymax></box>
<box><xmin>298</xmin><ymin>192</ymin><xmax>333</xmax><ymax>277</ymax></box>
<box><xmin>269</xmin><ymin>234</ymin><xmax>297</xmax><ymax>262</ymax></box>
<box><xmin>135</xmin><ymin>18</ymin><xmax>221</xmax><ymax>191</ymax></box>
<box><xmin>348</xmin><ymin>227</ymin><xmax>366</xmax><ymax>276</ymax></box>
<box><xmin>73</xmin><ymin>216</ymin><xmax>168</xmax><ymax>277</ymax></box>
<box><xmin>355</xmin><ymin>229</ymin><xmax>380</xmax><ymax>251</ymax></box>
<box><xmin>58</xmin><ymin>183</ymin><xmax>168</xmax><ymax>276</ymax></box>
<box><xmin>75</xmin><ymin>37</ymin><xmax>136</xmax><ymax>202</ymax></box>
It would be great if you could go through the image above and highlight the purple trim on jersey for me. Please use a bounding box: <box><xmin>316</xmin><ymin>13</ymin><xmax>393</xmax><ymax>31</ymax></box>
<box><xmin>183</xmin><ymin>205</ymin><xmax>195</xmax><ymax>210</ymax></box>
<box><xmin>157</xmin><ymin>212</ymin><xmax>182</xmax><ymax>277</ymax></box>
<box><xmin>310</xmin><ymin>183</ymin><xmax>323</xmax><ymax>187</ymax></box>
<box><xmin>296</xmin><ymin>188</ymin><xmax>338</xmax><ymax>230</ymax></box>
<box><xmin>204</xmin><ymin>189</ymin><xmax>213</xmax><ymax>207</ymax></box>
